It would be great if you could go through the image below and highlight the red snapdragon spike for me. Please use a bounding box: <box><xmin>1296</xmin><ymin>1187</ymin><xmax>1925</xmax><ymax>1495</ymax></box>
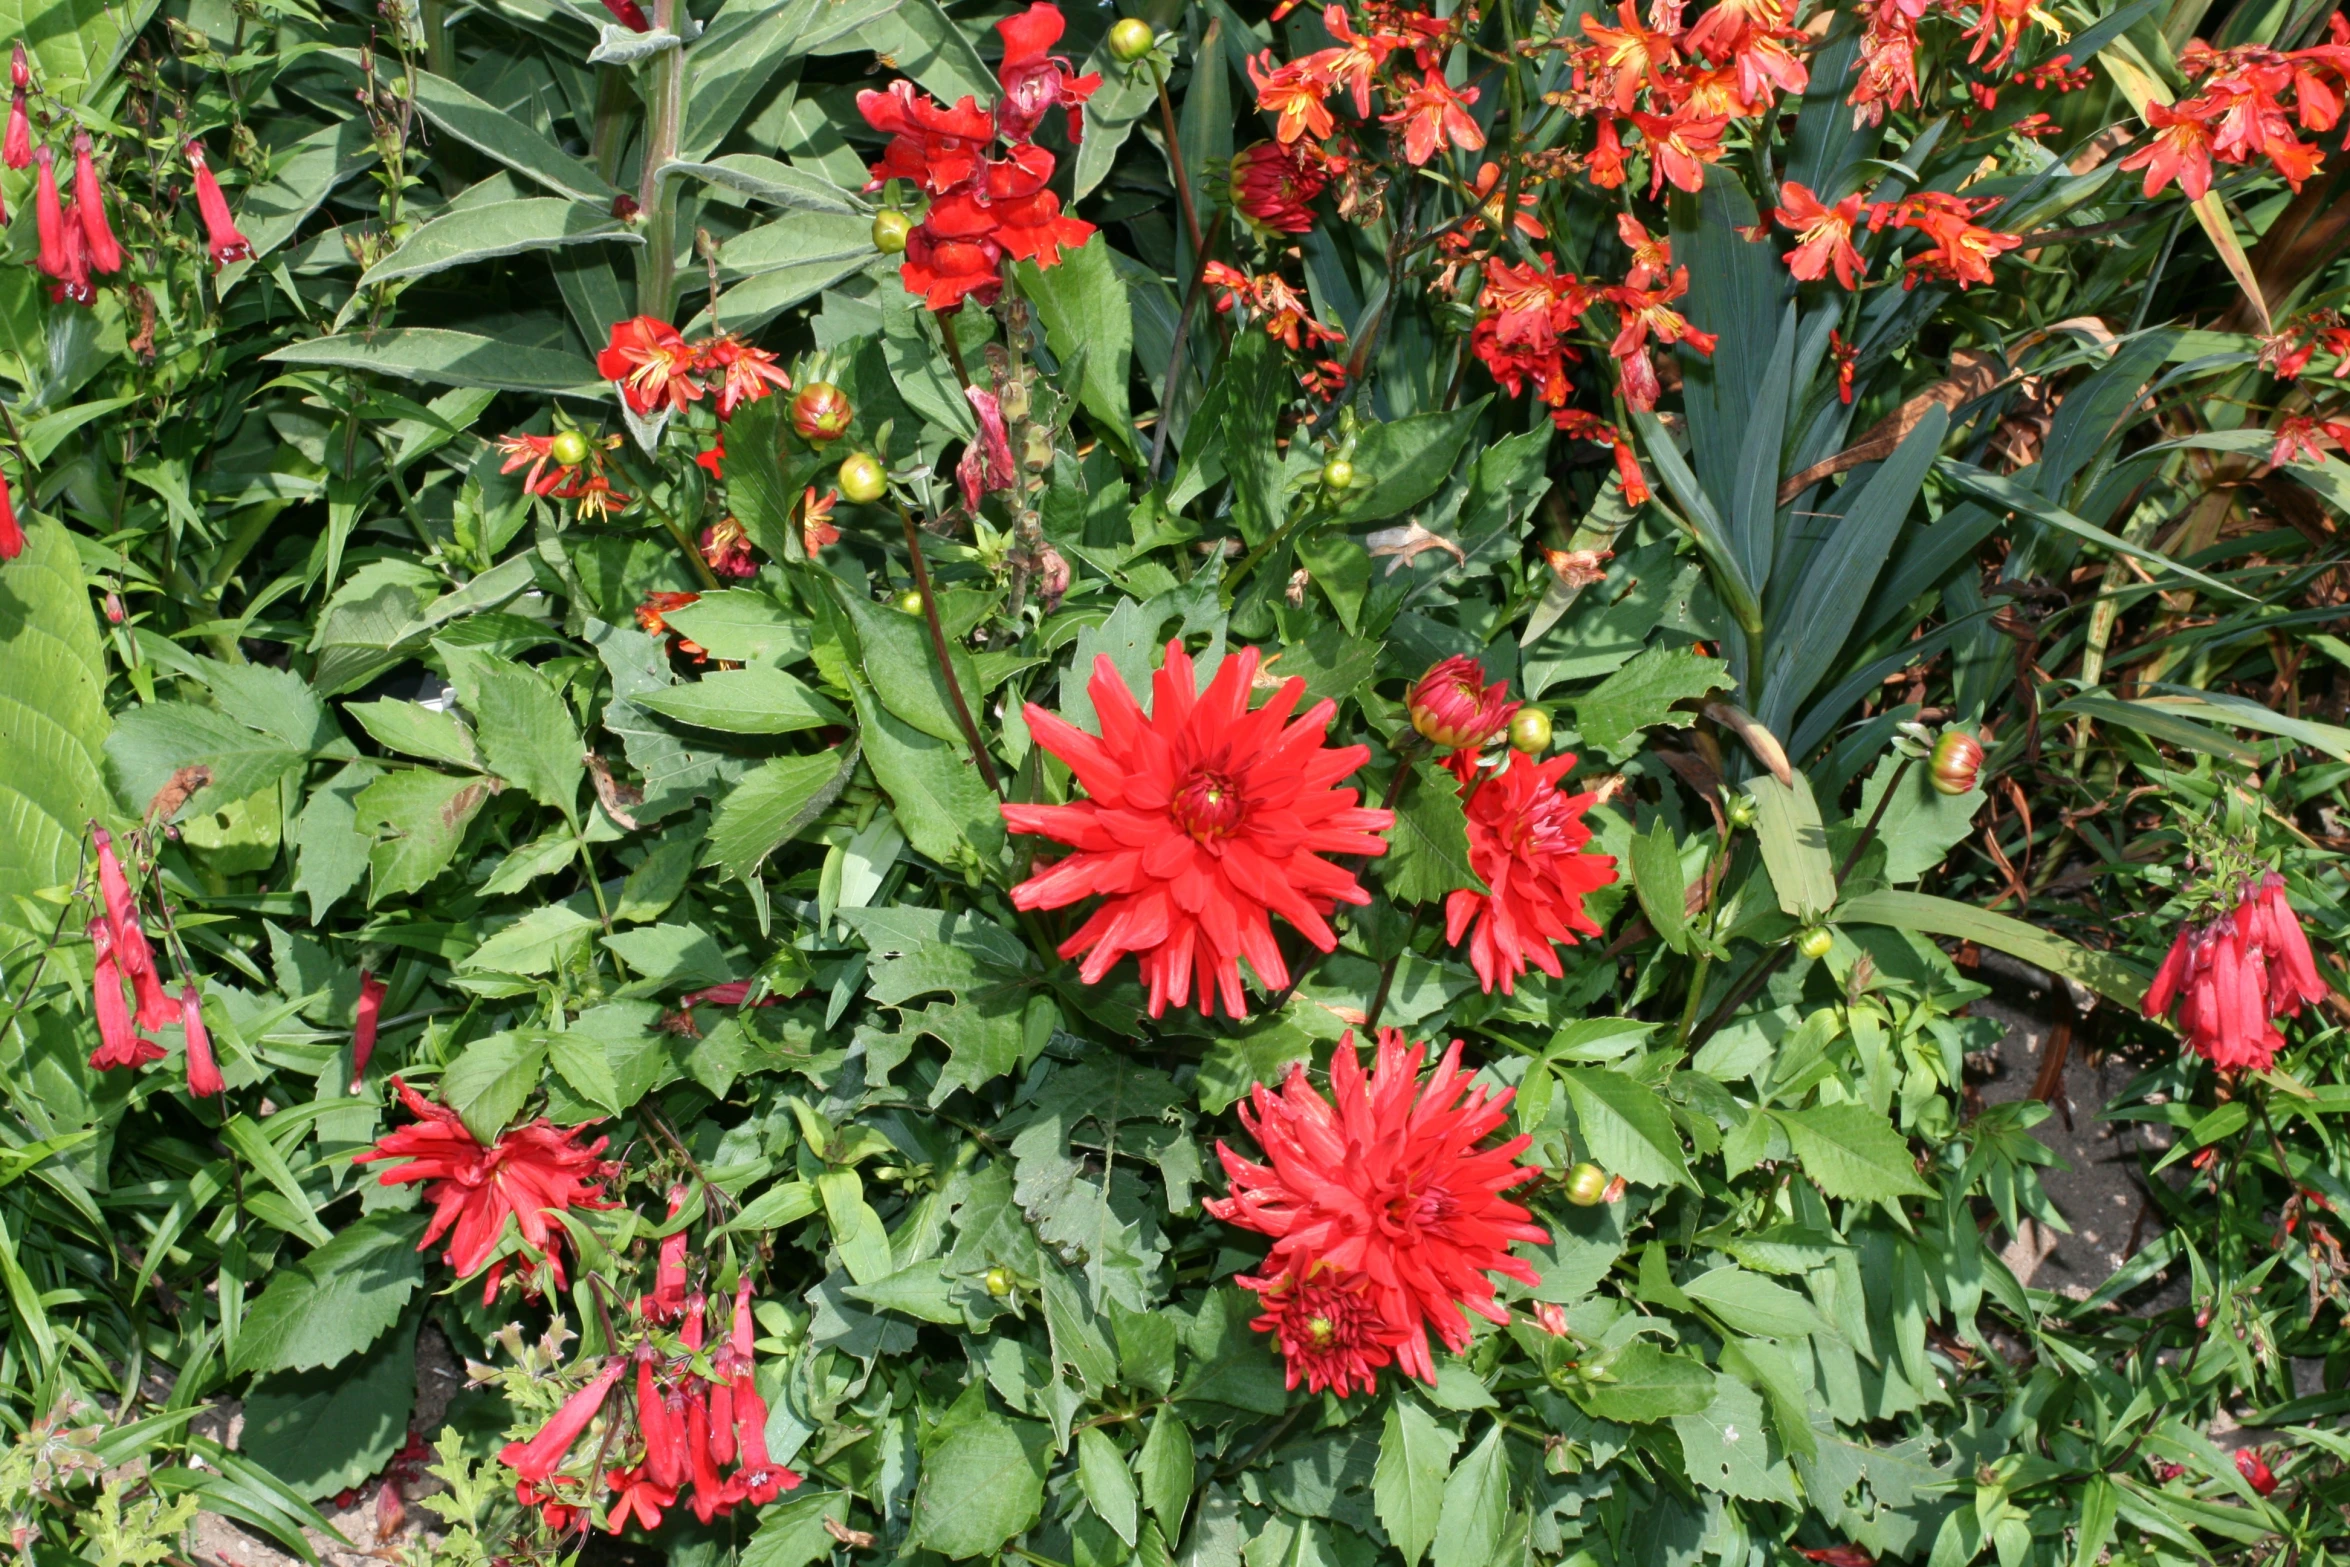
<box><xmin>186</xmin><ymin>143</ymin><xmax>254</xmax><ymax>266</ymax></box>
<box><xmin>4</xmin><ymin>92</ymin><xmax>29</xmax><ymax>170</ymax></box>
<box><xmin>353</xmin><ymin>968</ymin><xmax>386</xmax><ymax>1088</ymax></box>
<box><xmin>498</xmin><ymin>1358</ymin><xmax>626</xmax><ymax>1483</ymax></box>
<box><xmin>1408</xmin><ymin>655</ymin><xmax>1519</xmax><ymax>752</ymax></box>
<box><xmin>993</xmin><ymin>1</ymin><xmax>1100</xmax><ymax>144</ymax></box>
<box><xmin>181</xmin><ymin>985</ymin><xmax>223</xmax><ymax>1097</ymax></box>
<box><xmin>604</xmin><ymin>1467</ymin><xmax>674</xmax><ymax>1533</ymax></box>
<box><xmin>71</xmin><ymin>133</ymin><xmax>121</xmax><ymax>274</ymax></box>
<box><xmin>1206</xmin><ymin>1029</ymin><xmax>1548</xmax><ymax>1384</ymax></box>
<box><xmin>1446</xmin><ymin>753</ymin><xmax>1617</xmax><ymax>994</ymax></box>
<box><xmin>88</xmin><ymin>920</ymin><xmax>164</xmax><ymax>1070</ymax></box>
<box><xmin>854</xmin><ymin>80</ymin><xmax>997</xmax><ymax>195</ymax></box>
<box><xmin>954</xmin><ymin>386</ymin><xmax>1016</xmax><ymax>512</ymax></box>
<box><xmin>598</xmin><ymin>0</ymin><xmax>652</xmax><ymax>30</ymax></box>
<box><xmin>1000</xmin><ymin>640</ymin><xmax>1394</xmax><ymax>1020</ymax></box>
<box><xmin>0</xmin><ymin>466</ymin><xmax>20</xmax><ymax>562</ymax></box>
<box><xmin>637</xmin><ymin>1354</ymin><xmax>687</xmax><ymax>1491</ymax></box>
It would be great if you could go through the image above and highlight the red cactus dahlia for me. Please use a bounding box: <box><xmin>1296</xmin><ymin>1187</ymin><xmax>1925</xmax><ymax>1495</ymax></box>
<box><xmin>356</xmin><ymin>1078</ymin><xmax>617</xmax><ymax>1303</ymax></box>
<box><xmin>1446</xmin><ymin>752</ymin><xmax>1616</xmax><ymax>995</ymax></box>
<box><xmin>1207</xmin><ymin>1029</ymin><xmax>1547</xmax><ymax>1385</ymax></box>
<box><xmin>1001</xmin><ymin>640</ymin><xmax>1393</xmax><ymax>1019</ymax></box>
<box><xmin>1239</xmin><ymin>1263</ymin><xmax>1406</xmax><ymax>1396</ymax></box>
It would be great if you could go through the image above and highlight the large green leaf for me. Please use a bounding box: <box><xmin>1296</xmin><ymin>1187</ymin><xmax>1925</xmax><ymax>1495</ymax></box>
<box><xmin>241</xmin><ymin>1322</ymin><xmax>417</xmax><ymax>1501</ymax></box>
<box><xmin>1559</xmin><ymin>1067</ymin><xmax>1692</xmax><ymax>1189</ymax></box>
<box><xmin>268</xmin><ymin>330</ymin><xmax>603</xmax><ymax>395</ymax></box>
<box><xmin>361</xmin><ymin>199</ymin><xmax>636</xmax><ymax>286</ymax></box>
<box><xmin>229</xmin><ymin>1214</ymin><xmax>428</xmax><ymax>1376</ymax></box>
<box><xmin>1837</xmin><ymin>888</ymin><xmax>2149</xmax><ymax>1006</ymax></box>
<box><xmin>1</xmin><ymin>0</ymin><xmax>158</xmax><ymax>100</ymax></box>
<box><xmin>1375</xmin><ymin>1400</ymin><xmax>1457</xmax><ymax>1567</ymax></box>
<box><xmin>1017</xmin><ymin>235</ymin><xmax>1138</xmax><ymax>463</ymax></box>
<box><xmin>1380</xmin><ymin>759</ymin><xmax>1484</xmax><ymax>905</ymax></box>
<box><xmin>319</xmin><ymin>51</ymin><xmax>618</xmax><ymax>203</ymax></box>
<box><xmin>911</xmin><ymin>1392</ymin><xmax>1049</xmax><ymax>1560</ymax></box>
<box><xmin>709</xmin><ymin>747</ymin><xmax>861</xmax><ymax>883</ymax></box>
<box><xmin>0</xmin><ymin>515</ymin><xmax>109</xmax><ymax>944</ymax></box>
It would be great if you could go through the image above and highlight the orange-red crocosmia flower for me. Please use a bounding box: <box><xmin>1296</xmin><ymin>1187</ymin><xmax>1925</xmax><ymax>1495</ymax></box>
<box><xmin>598</xmin><ymin>316</ymin><xmax>706</xmax><ymax>416</ymax></box>
<box><xmin>1772</xmin><ymin>180</ymin><xmax>1868</xmax><ymax>288</ymax></box>
<box><xmin>1239</xmin><ymin>1263</ymin><xmax>1407</xmax><ymax>1396</ymax></box>
<box><xmin>2144</xmin><ymin>872</ymin><xmax>2331</xmax><ymax>1072</ymax></box>
<box><xmin>1249</xmin><ymin>50</ymin><xmax>1339</xmax><ymax>144</ymax></box>
<box><xmin>1001</xmin><ymin>640</ymin><xmax>1394</xmax><ymax>1020</ymax></box>
<box><xmin>698</xmin><ymin>334</ymin><xmax>790</xmax><ymax>420</ymax></box>
<box><xmin>1383</xmin><ymin>68</ymin><xmax>1484</xmax><ymax>165</ymax></box>
<box><xmin>1206</xmin><ymin>1028</ymin><xmax>1548</xmax><ymax>1383</ymax></box>
<box><xmin>356</xmin><ymin>1077</ymin><xmax>617</xmax><ymax>1303</ymax></box>
<box><xmin>1409</xmin><ymin>655</ymin><xmax>1520</xmax><ymax>751</ymax></box>
<box><xmin>1445</xmin><ymin>752</ymin><xmax>1617</xmax><ymax>994</ymax></box>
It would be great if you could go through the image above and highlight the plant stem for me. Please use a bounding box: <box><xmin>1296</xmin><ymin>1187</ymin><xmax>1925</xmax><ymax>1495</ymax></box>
<box><xmin>896</xmin><ymin>502</ymin><xmax>1003</xmax><ymax>796</ymax></box>
<box><xmin>1149</xmin><ymin>58</ymin><xmax>1205</xmax><ymax>261</ymax></box>
<box><xmin>633</xmin><ymin>0</ymin><xmax>685</xmax><ymax>319</ymax></box>
<box><xmin>420</xmin><ymin>0</ymin><xmax>452</xmax><ymax>77</ymax></box>
<box><xmin>941</xmin><ymin>303</ymin><xmax>976</xmax><ymax>392</ymax></box>
<box><xmin>1151</xmin><ymin>214</ymin><xmax>1222</xmax><ymax>480</ymax></box>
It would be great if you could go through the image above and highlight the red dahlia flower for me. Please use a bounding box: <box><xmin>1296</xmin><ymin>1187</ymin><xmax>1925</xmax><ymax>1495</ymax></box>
<box><xmin>1409</xmin><ymin>655</ymin><xmax>1519</xmax><ymax>752</ymax></box>
<box><xmin>2144</xmin><ymin>872</ymin><xmax>2331</xmax><ymax>1072</ymax></box>
<box><xmin>1445</xmin><ymin>752</ymin><xmax>1616</xmax><ymax>994</ymax></box>
<box><xmin>1001</xmin><ymin>639</ymin><xmax>1394</xmax><ymax>1019</ymax></box>
<box><xmin>993</xmin><ymin>1</ymin><xmax>1100</xmax><ymax>144</ymax></box>
<box><xmin>1231</xmin><ymin>139</ymin><xmax>1330</xmax><ymax>235</ymax></box>
<box><xmin>598</xmin><ymin>316</ymin><xmax>705</xmax><ymax>416</ymax></box>
<box><xmin>1206</xmin><ymin>1028</ymin><xmax>1547</xmax><ymax>1383</ymax></box>
<box><xmin>357</xmin><ymin>1077</ymin><xmax>617</xmax><ymax>1303</ymax></box>
<box><xmin>1239</xmin><ymin>1263</ymin><xmax>1406</xmax><ymax>1396</ymax></box>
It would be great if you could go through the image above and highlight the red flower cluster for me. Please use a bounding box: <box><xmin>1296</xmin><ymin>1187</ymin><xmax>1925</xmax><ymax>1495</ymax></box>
<box><xmin>595</xmin><ymin>317</ymin><xmax>790</xmax><ymax>420</ymax></box>
<box><xmin>1204</xmin><ymin>262</ymin><xmax>1347</xmax><ymax>356</ymax></box>
<box><xmin>2270</xmin><ymin>412</ymin><xmax>2350</xmax><ymax>468</ymax></box>
<box><xmin>1547</xmin><ymin>0</ymin><xmax>1808</xmax><ymax>193</ymax></box>
<box><xmin>1846</xmin><ymin>0</ymin><xmax>2065</xmax><ymax>124</ymax></box>
<box><xmin>495</xmin><ymin>430</ymin><xmax>629</xmax><ymax>522</ymax></box>
<box><xmin>1248</xmin><ymin>4</ymin><xmax>1473</xmax><ymax>167</ymax></box>
<box><xmin>1000</xmin><ymin>640</ymin><xmax>1393</xmax><ymax>1020</ymax></box>
<box><xmin>1446</xmin><ymin>752</ymin><xmax>1617</xmax><ymax>995</ymax></box>
<box><xmin>2119</xmin><ymin>23</ymin><xmax>2350</xmax><ymax>200</ymax></box>
<box><xmin>2144</xmin><ymin>872</ymin><xmax>2330</xmax><ymax>1072</ymax></box>
<box><xmin>1206</xmin><ymin>1029</ymin><xmax>1547</xmax><ymax>1388</ymax></box>
<box><xmin>32</xmin><ymin>136</ymin><xmax>122</xmax><ymax>306</ymax></box>
<box><xmin>1771</xmin><ymin>181</ymin><xmax>2024</xmax><ymax>292</ymax></box>
<box><xmin>2262</xmin><ymin>309</ymin><xmax>2350</xmax><ymax>382</ymax></box>
<box><xmin>855</xmin><ymin>3</ymin><xmax>1098</xmax><ymax>311</ymax></box>
<box><xmin>503</xmin><ymin>1279</ymin><xmax>799</xmax><ymax>1535</ymax></box>
<box><xmin>85</xmin><ymin>828</ymin><xmax>184</xmax><ymax>1074</ymax></box>
<box><xmin>357</xmin><ymin>1078</ymin><xmax>618</xmax><ymax>1303</ymax></box>
<box><xmin>636</xmin><ymin>591</ymin><xmax>710</xmax><ymax>661</ymax></box>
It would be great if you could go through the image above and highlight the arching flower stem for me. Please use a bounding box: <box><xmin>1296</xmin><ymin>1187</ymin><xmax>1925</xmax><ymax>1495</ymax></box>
<box><xmin>895</xmin><ymin>499</ymin><xmax>1003</xmax><ymax>797</ymax></box>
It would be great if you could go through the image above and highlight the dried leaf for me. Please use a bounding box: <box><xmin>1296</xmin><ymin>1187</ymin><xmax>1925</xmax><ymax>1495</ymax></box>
<box><xmin>1367</xmin><ymin>521</ymin><xmax>1466</xmax><ymax>575</ymax></box>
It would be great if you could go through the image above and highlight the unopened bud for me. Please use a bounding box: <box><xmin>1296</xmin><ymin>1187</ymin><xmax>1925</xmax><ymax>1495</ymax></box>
<box><xmin>1930</xmin><ymin>729</ymin><xmax>1984</xmax><ymax>796</ymax></box>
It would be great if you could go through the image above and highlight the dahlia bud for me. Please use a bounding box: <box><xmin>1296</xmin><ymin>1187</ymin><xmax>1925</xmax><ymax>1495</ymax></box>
<box><xmin>1563</xmin><ymin>1162</ymin><xmax>1609</xmax><ymax>1206</ymax></box>
<box><xmin>791</xmin><ymin>382</ymin><xmax>852</xmax><ymax>442</ymax></box>
<box><xmin>871</xmin><ymin>211</ymin><xmax>912</xmax><ymax>254</ymax></box>
<box><xmin>895</xmin><ymin>589</ymin><xmax>924</xmax><ymax>615</ymax></box>
<box><xmin>548</xmin><ymin>429</ymin><xmax>591</xmax><ymax>468</ymax></box>
<box><xmin>1409</xmin><ymin>655</ymin><xmax>1520</xmax><ymax>751</ymax></box>
<box><xmin>1107</xmin><ymin>18</ymin><xmax>1155</xmax><ymax>61</ymax></box>
<box><xmin>984</xmin><ymin>1266</ymin><xmax>1014</xmax><ymax>1298</ymax></box>
<box><xmin>837</xmin><ymin>452</ymin><xmax>887</xmax><ymax>504</ymax></box>
<box><xmin>1508</xmin><ymin>708</ymin><xmax>1552</xmax><ymax>754</ymax></box>
<box><xmin>1796</xmin><ymin>926</ymin><xmax>1834</xmax><ymax>960</ymax></box>
<box><xmin>1320</xmin><ymin>456</ymin><xmax>1355</xmax><ymax>491</ymax></box>
<box><xmin>1929</xmin><ymin>729</ymin><xmax>1983</xmax><ymax>796</ymax></box>
<box><xmin>70</xmin><ymin>132</ymin><xmax>121</xmax><ymax>274</ymax></box>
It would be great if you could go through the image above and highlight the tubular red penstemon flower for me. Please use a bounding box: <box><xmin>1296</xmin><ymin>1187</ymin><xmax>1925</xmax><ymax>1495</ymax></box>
<box><xmin>70</xmin><ymin>133</ymin><xmax>120</xmax><ymax>274</ymax></box>
<box><xmin>993</xmin><ymin>1</ymin><xmax>1100</xmax><ymax>144</ymax></box>
<box><xmin>1206</xmin><ymin>1028</ymin><xmax>1548</xmax><ymax>1383</ymax></box>
<box><xmin>598</xmin><ymin>316</ymin><xmax>706</xmax><ymax>415</ymax></box>
<box><xmin>33</xmin><ymin>146</ymin><xmax>73</xmax><ymax>290</ymax></box>
<box><xmin>1238</xmin><ymin>1263</ymin><xmax>1406</xmax><ymax>1396</ymax></box>
<box><xmin>1409</xmin><ymin>655</ymin><xmax>1520</xmax><ymax>752</ymax></box>
<box><xmin>499</xmin><ymin>1358</ymin><xmax>627</xmax><ymax>1483</ymax></box>
<box><xmin>353</xmin><ymin>968</ymin><xmax>386</xmax><ymax>1088</ymax></box>
<box><xmin>647</xmin><ymin>1185</ymin><xmax>692</xmax><ymax>1321</ymax></box>
<box><xmin>87</xmin><ymin>919</ymin><xmax>164</xmax><ymax>1070</ymax></box>
<box><xmin>1000</xmin><ymin>639</ymin><xmax>1394</xmax><ymax>1019</ymax></box>
<box><xmin>0</xmin><ymin>465</ymin><xmax>20</xmax><ymax>562</ymax></box>
<box><xmin>1445</xmin><ymin>752</ymin><xmax>1618</xmax><ymax>994</ymax></box>
<box><xmin>356</xmin><ymin>1077</ymin><xmax>617</xmax><ymax>1303</ymax></box>
<box><xmin>92</xmin><ymin>828</ymin><xmax>173</xmax><ymax>1030</ymax></box>
<box><xmin>186</xmin><ymin>142</ymin><xmax>255</xmax><ymax>265</ymax></box>
<box><xmin>2237</xmin><ymin>1448</ymin><xmax>2278</xmax><ymax>1497</ymax></box>
<box><xmin>4</xmin><ymin>93</ymin><xmax>28</xmax><ymax>170</ymax></box>
<box><xmin>637</xmin><ymin>1350</ymin><xmax>688</xmax><ymax>1491</ymax></box>
<box><xmin>604</xmin><ymin>1466</ymin><xmax>675</xmax><ymax>1533</ymax></box>
<box><xmin>2144</xmin><ymin>871</ymin><xmax>2331</xmax><ymax>1072</ymax></box>
<box><xmin>181</xmin><ymin>985</ymin><xmax>223</xmax><ymax>1097</ymax></box>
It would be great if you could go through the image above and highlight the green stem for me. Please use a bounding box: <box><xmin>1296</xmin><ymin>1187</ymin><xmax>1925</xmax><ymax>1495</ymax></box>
<box><xmin>1225</xmin><ymin>498</ymin><xmax>1315</xmax><ymax>598</ymax></box>
<box><xmin>420</xmin><ymin>0</ymin><xmax>452</xmax><ymax>78</ymax></box>
<box><xmin>1149</xmin><ymin>58</ymin><xmax>1205</xmax><ymax>261</ymax></box>
<box><xmin>897</xmin><ymin>502</ymin><xmax>1003</xmax><ymax>797</ymax></box>
<box><xmin>633</xmin><ymin>0</ymin><xmax>686</xmax><ymax>319</ymax></box>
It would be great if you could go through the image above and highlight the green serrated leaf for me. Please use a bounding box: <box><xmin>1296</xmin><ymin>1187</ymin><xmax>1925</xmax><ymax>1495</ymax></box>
<box><xmin>230</xmin><ymin>1214</ymin><xmax>427</xmax><ymax>1377</ymax></box>
<box><xmin>1374</xmin><ymin>1400</ymin><xmax>1456</xmax><ymax>1567</ymax></box>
